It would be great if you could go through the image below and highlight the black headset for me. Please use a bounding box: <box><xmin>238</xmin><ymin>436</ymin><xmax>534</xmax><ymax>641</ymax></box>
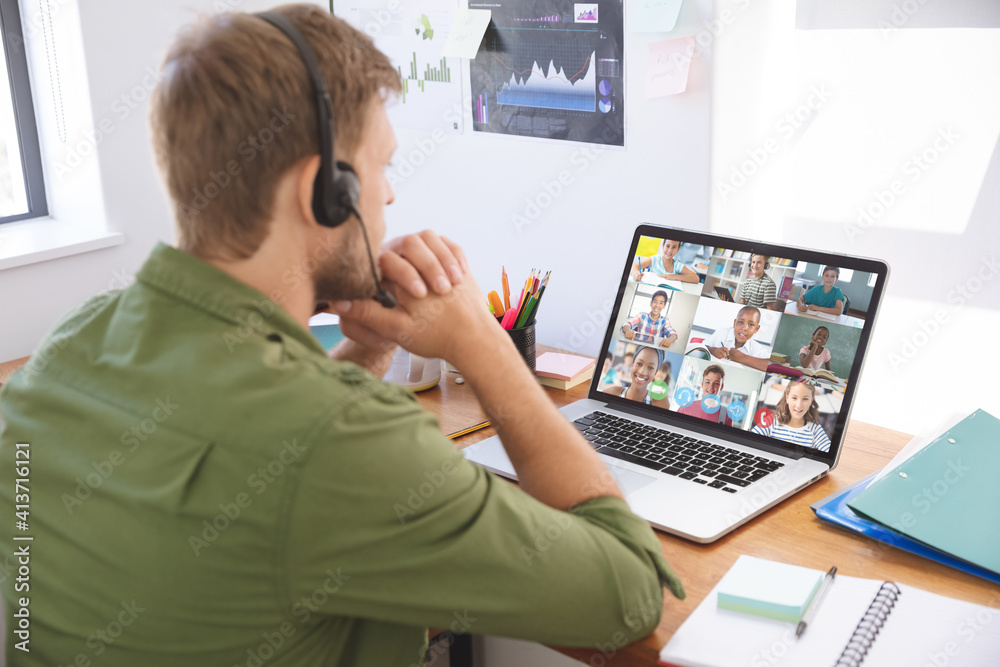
<box><xmin>256</xmin><ymin>12</ymin><xmax>395</xmax><ymax>308</ymax></box>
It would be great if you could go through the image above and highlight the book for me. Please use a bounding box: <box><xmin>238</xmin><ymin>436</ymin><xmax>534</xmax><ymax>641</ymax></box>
<box><xmin>793</xmin><ymin>366</ymin><xmax>838</xmax><ymax>382</ymax></box>
<box><xmin>778</xmin><ymin>275</ymin><xmax>793</xmax><ymax>299</ymax></box>
<box><xmin>537</xmin><ymin>366</ymin><xmax>595</xmax><ymax>390</ymax></box>
<box><xmin>660</xmin><ymin>555</ymin><xmax>1000</xmax><ymax>667</ymax></box>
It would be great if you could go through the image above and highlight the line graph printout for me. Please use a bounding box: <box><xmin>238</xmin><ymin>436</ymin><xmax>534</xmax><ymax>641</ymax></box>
<box><xmin>335</xmin><ymin>1</ymin><xmax>463</xmax><ymax>133</ymax></box>
<box><xmin>468</xmin><ymin>1</ymin><xmax>624</xmax><ymax>146</ymax></box>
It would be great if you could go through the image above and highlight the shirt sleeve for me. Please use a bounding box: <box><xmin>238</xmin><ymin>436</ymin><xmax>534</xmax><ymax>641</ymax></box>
<box><xmin>735</xmin><ymin>280</ymin><xmax>747</xmax><ymax>301</ymax></box>
<box><xmin>662</xmin><ymin>318</ymin><xmax>676</xmax><ymax>338</ymax></box>
<box><xmin>763</xmin><ymin>278</ymin><xmax>777</xmax><ymax>304</ymax></box>
<box><xmin>811</xmin><ymin>424</ymin><xmax>832</xmax><ymax>452</ymax></box>
<box><xmin>803</xmin><ymin>285</ymin><xmax>818</xmax><ymax>304</ymax></box>
<box><xmin>625</xmin><ymin>315</ymin><xmax>641</xmax><ymax>330</ymax></box>
<box><xmin>283</xmin><ymin>381</ymin><xmax>684</xmax><ymax>647</ymax></box>
<box><xmin>703</xmin><ymin>328</ymin><xmax>724</xmax><ymax>348</ymax></box>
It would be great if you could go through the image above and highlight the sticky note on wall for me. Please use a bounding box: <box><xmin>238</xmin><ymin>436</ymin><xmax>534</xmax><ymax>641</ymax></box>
<box><xmin>632</xmin><ymin>0</ymin><xmax>685</xmax><ymax>33</ymax></box>
<box><xmin>442</xmin><ymin>9</ymin><xmax>492</xmax><ymax>59</ymax></box>
<box><xmin>645</xmin><ymin>37</ymin><xmax>695</xmax><ymax>98</ymax></box>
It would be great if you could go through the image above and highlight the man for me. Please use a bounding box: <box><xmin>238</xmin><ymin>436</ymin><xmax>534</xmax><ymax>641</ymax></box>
<box><xmin>0</xmin><ymin>6</ymin><xmax>682</xmax><ymax>665</ymax></box>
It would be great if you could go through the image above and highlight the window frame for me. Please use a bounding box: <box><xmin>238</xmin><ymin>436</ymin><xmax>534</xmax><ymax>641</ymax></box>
<box><xmin>0</xmin><ymin>0</ymin><xmax>48</xmax><ymax>224</ymax></box>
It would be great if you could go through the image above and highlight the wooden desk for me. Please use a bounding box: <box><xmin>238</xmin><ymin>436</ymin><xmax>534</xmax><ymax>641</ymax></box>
<box><xmin>417</xmin><ymin>348</ymin><xmax>1000</xmax><ymax>666</ymax></box>
<box><xmin>5</xmin><ymin>351</ymin><xmax>997</xmax><ymax>664</ymax></box>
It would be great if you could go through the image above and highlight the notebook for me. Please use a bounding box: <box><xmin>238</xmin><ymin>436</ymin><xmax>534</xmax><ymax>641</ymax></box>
<box><xmin>660</xmin><ymin>556</ymin><xmax>1000</xmax><ymax>667</ymax></box>
<box><xmin>465</xmin><ymin>224</ymin><xmax>890</xmax><ymax>542</ymax></box>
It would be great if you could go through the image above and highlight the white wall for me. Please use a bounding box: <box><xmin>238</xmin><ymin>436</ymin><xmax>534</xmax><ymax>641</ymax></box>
<box><xmin>0</xmin><ymin>0</ymin><xmax>712</xmax><ymax>368</ymax></box>
<box><xmin>711</xmin><ymin>0</ymin><xmax>1000</xmax><ymax>434</ymax></box>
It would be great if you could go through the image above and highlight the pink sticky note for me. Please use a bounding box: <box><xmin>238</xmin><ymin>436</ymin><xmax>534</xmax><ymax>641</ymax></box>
<box><xmin>645</xmin><ymin>37</ymin><xmax>695</xmax><ymax>99</ymax></box>
<box><xmin>535</xmin><ymin>353</ymin><xmax>596</xmax><ymax>381</ymax></box>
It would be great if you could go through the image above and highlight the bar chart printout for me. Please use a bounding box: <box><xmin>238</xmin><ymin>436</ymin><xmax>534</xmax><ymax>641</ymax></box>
<box><xmin>335</xmin><ymin>0</ymin><xmax>463</xmax><ymax>132</ymax></box>
<box><xmin>468</xmin><ymin>1</ymin><xmax>624</xmax><ymax>146</ymax></box>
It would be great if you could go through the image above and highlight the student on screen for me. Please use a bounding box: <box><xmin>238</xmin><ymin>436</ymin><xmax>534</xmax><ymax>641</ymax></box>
<box><xmin>631</xmin><ymin>239</ymin><xmax>701</xmax><ymax>284</ymax></box>
<box><xmin>601</xmin><ymin>345</ymin><xmax>670</xmax><ymax>409</ymax></box>
<box><xmin>704</xmin><ymin>306</ymin><xmax>770</xmax><ymax>372</ymax></box>
<box><xmin>620</xmin><ymin>290</ymin><xmax>678</xmax><ymax>347</ymax></box>
<box><xmin>677</xmin><ymin>364</ymin><xmax>733</xmax><ymax>426</ymax></box>
<box><xmin>799</xmin><ymin>326</ymin><xmax>832</xmax><ymax>370</ymax></box>
<box><xmin>751</xmin><ymin>380</ymin><xmax>831</xmax><ymax>451</ymax></box>
<box><xmin>797</xmin><ymin>266</ymin><xmax>845</xmax><ymax>316</ymax></box>
<box><xmin>736</xmin><ymin>254</ymin><xmax>777</xmax><ymax>310</ymax></box>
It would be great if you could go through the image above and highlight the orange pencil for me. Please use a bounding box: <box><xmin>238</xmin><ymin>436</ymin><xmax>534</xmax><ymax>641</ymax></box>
<box><xmin>502</xmin><ymin>266</ymin><xmax>511</xmax><ymax>311</ymax></box>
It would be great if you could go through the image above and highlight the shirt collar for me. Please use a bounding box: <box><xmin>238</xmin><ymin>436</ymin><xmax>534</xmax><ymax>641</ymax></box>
<box><xmin>136</xmin><ymin>243</ymin><xmax>327</xmax><ymax>356</ymax></box>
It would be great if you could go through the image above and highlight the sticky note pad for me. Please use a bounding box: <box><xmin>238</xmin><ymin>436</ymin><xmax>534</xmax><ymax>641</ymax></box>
<box><xmin>535</xmin><ymin>353</ymin><xmax>596</xmax><ymax>381</ymax></box>
<box><xmin>717</xmin><ymin>556</ymin><xmax>823</xmax><ymax>623</ymax></box>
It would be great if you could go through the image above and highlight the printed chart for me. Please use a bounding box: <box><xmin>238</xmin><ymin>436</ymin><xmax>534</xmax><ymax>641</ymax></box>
<box><xmin>335</xmin><ymin>1</ymin><xmax>463</xmax><ymax>133</ymax></box>
<box><xmin>468</xmin><ymin>1</ymin><xmax>624</xmax><ymax>146</ymax></box>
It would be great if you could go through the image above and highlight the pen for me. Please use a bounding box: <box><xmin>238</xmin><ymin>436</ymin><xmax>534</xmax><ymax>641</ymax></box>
<box><xmin>796</xmin><ymin>566</ymin><xmax>837</xmax><ymax>638</ymax></box>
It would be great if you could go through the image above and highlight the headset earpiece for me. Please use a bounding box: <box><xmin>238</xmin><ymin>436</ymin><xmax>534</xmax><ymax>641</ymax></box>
<box><xmin>257</xmin><ymin>11</ymin><xmax>395</xmax><ymax>307</ymax></box>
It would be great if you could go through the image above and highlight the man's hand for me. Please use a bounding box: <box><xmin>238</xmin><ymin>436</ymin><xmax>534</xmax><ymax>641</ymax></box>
<box><xmin>659</xmin><ymin>334</ymin><xmax>677</xmax><ymax>348</ymax></box>
<box><xmin>325</xmin><ymin>231</ymin><xmax>468</xmax><ymax>376</ymax></box>
<box><xmin>380</xmin><ymin>231</ymin><xmax>467</xmax><ymax>297</ymax></box>
<box><xmin>622</xmin><ymin>327</ymin><xmax>636</xmax><ymax>340</ymax></box>
<box><xmin>331</xmin><ymin>257</ymin><xmax>497</xmax><ymax>369</ymax></box>
<box><xmin>709</xmin><ymin>346</ymin><xmax>728</xmax><ymax>360</ymax></box>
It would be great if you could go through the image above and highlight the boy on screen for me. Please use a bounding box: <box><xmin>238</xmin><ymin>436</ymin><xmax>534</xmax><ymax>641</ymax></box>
<box><xmin>621</xmin><ymin>290</ymin><xmax>678</xmax><ymax>347</ymax></box>
<box><xmin>704</xmin><ymin>306</ymin><xmax>770</xmax><ymax>372</ymax></box>
<box><xmin>797</xmin><ymin>266</ymin><xmax>845</xmax><ymax>315</ymax></box>
<box><xmin>677</xmin><ymin>364</ymin><xmax>733</xmax><ymax>426</ymax></box>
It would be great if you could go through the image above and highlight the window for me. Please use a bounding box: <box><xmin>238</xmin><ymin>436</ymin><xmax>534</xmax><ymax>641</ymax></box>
<box><xmin>0</xmin><ymin>0</ymin><xmax>47</xmax><ymax>224</ymax></box>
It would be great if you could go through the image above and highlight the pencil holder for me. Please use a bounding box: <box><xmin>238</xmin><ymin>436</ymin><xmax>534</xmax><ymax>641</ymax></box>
<box><xmin>507</xmin><ymin>321</ymin><xmax>536</xmax><ymax>373</ymax></box>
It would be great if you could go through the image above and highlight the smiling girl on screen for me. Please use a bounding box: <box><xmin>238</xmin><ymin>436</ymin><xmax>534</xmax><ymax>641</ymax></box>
<box><xmin>751</xmin><ymin>379</ymin><xmax>831</xmax><ymax>452</ymax></box>
<box><xmin>631</xmin><ymin>239</ymin><xmax>701</xmax><ymax>284</ymax></box>
<box><xmin>601</xmin><ymin>345</ymin><xmax>670</xmax><ymax>409</ymax></box>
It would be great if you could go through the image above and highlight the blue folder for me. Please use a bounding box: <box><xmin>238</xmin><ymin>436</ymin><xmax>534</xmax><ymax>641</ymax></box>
<box><xmin>810</xmin><ymin>472</ymin><xmax>1000</xmax><ymax>586</ymax></box>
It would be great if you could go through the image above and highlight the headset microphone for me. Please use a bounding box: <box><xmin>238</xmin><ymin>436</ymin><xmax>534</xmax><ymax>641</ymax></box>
<box><xmin>350</xmin><ymin>204</ymin><xmax>397</xmax><ymax>308</ymax></box>
<box><xmin>256</xmin><ymin>11</ymin><xmax>395</xmax><ymax>309</ymax></box>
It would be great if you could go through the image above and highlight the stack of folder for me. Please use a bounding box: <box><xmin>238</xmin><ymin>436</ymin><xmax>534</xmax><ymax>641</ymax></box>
<box><xmin>811</xmin><ymin>408</ymin><xmax>1000</xmax><ymax>585</ymax></box>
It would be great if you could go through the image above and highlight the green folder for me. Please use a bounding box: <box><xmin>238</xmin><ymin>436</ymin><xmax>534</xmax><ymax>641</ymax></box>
<box><xmin>848</xmin><ymin>409</ymin><xmax>1000</xmax><ymax>575</ymax></box>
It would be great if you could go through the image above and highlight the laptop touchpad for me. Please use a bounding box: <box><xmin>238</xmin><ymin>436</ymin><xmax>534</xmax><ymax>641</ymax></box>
<box><xmin>604</xmin><ymin>462</ymin><xmax>657</xmax><ymax>497</ymax></box>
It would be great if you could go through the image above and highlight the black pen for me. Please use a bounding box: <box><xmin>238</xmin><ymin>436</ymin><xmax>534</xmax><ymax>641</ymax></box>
<box><xmin>796</xmin><ymin>566</ymin><xmax>837</xmax><ymax>638</ymax></box>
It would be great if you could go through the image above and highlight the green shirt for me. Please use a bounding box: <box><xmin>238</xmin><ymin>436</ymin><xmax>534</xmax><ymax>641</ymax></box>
<box><xmin>0</xmin><ymin>243</ymin><xmax>683</xmax><ymax>666</ymax></box>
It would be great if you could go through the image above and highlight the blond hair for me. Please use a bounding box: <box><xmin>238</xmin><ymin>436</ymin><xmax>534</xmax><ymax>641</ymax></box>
<box><xmin>150</xmin><ymin>4</ymin><xmax>401</xmax><ymax>260</ymax></box>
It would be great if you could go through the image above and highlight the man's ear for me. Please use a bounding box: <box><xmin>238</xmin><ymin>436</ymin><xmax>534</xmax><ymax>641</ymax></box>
<box><xmin>295</xmin><ymin>155</ymin><xmax>323</xmax><ymax>228</ymax></box>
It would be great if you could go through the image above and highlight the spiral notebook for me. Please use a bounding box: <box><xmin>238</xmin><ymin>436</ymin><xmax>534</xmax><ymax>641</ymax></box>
<box><xmin>659</xmin><ymin>556</ymin><xmax>1000</xmax><ymax>667</ymax></box>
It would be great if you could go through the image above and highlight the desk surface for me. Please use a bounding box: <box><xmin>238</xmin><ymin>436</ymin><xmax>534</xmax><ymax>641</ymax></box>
<box><xmin>4</xmin><ymin>352</ymin><xmax>997</xmax><ymax>665</ymax></box>
<box><xmin>782</xmin><ymin>300</ymin><xmax>863</xmax><ymax>329</ymax></box>
<box><xmin>418</xmin><ymin>347</ymin><xmax>1000</xmax><ymax>666</ymax></box>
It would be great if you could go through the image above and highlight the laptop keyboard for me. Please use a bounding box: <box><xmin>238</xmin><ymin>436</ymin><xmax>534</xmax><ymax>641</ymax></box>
<box><xmin>574</xmin><ymin>412</ymin><xmax>784</xmax><ymax>493</ymax></box>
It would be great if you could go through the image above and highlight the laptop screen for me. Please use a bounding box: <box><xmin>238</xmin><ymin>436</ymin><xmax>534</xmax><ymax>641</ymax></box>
<box><xmin>592</xmin><ymin>226</ymin><xmax>888</xmax><ymax>461</ymax></box>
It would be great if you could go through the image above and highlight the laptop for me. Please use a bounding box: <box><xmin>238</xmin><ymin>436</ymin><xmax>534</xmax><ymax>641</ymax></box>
<box><xmin>465</xmin><ymin>225</ymin><xmax>889</xmax><ymax>543</ymax></box>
